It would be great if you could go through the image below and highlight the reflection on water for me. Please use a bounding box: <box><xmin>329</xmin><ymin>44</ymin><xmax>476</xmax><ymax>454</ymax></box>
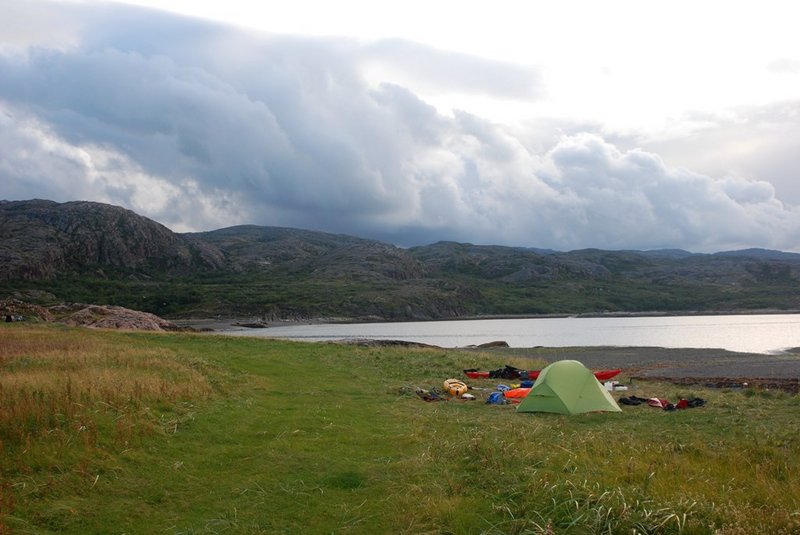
<box><xmin>220</xmin><ymin>314</ymin><xmax>800</xmax><ymax>354</ymax></box>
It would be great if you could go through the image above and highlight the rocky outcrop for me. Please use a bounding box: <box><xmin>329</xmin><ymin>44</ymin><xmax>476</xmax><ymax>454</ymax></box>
<box><xmin>1</xmin><ymin>298</ymin><xmax>181</xmax><ymax>331</ymax></box>
<box><xmin>0</xmin><ymin>199</ymin><xmax>224</xmax><ymax>280</ymax></box>
<box><xmin>476</xmin><ymin>341</ymin><xmax>510</xmax><ymax>348</ymax></box>
<box><xmin>0</xmin><ymin>298</ymin><xmax>54</xmax><ymax>322</ymax></box>
<box><xmin>58</xmin><ymin>304</ymin><xmax>181</xmax><ymax>331</ymax></box>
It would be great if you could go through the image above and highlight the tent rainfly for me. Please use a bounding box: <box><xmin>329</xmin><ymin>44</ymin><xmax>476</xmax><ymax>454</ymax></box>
<box><xmin>516</xmin><ymin>360</ymin><xmax>622</xmax><ymax>415</ymax></box>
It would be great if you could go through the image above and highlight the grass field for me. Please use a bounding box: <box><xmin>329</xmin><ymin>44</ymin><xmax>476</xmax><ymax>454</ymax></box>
<box><xmin>1</xmin><ymin>324</ymin><xmax>799</xmax><ymax>534</ymax></box>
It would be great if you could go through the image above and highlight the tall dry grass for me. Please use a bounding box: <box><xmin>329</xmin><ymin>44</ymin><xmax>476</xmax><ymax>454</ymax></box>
<box><xmin>0</xmin><ymin>325</ymin><xmax>213</xmax><ymax>447</ymax></box>
<box><xmin>0</xmin><ymin>325</ymin><xmax>221</xmax><ymax>533</ymax></box>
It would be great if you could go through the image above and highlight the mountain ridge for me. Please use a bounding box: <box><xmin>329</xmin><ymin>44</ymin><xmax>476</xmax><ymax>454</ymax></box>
<box><xmin>2</xmin><ymin>199</ymin><xmax>799</xmax><ymax>319</ymax></box>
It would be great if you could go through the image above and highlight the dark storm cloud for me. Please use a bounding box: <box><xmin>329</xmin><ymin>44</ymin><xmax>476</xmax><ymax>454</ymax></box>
<box><xmin>1</xmin><ymin>0</ymin><xmax>798</xmax><ymax>251</ymax></box>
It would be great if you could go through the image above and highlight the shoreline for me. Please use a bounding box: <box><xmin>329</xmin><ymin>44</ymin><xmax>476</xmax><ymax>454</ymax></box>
<box><xmin>172</xmin><ymin>308</ymin><xmax>800</xmax><ymax>332</ymax></box>
<box><xmin>172</xmin><ymin>314</ymin><xmax>800</xmax><ymax>388</ymax></box>
<box><xmin>173</xmin><ymin>318</ymin><xmax>800</xmax><ymax>387</ymax></box>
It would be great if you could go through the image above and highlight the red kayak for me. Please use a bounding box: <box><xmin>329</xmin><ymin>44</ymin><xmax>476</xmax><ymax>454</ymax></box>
<box><xmin>464</xmin><ymin>369</ymin><xmax>621</xmax><ymax>381</ymax></box>
<box><xmin>592</xmin><ymin>369</ymin><xmax>622</xmax><ymax>381</ymax></box>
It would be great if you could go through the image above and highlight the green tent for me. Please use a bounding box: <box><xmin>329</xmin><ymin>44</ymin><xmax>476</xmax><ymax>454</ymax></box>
<box><xmin>516</xmin><ymin>360</ymin><xmax>622</xmax><ymax>415</ymax></box>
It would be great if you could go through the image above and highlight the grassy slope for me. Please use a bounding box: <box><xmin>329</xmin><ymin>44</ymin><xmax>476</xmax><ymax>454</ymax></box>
<box><xmin>2</xmin><ymin>325</ymin><xmax>799</xmax><ymax>534</ymax></box>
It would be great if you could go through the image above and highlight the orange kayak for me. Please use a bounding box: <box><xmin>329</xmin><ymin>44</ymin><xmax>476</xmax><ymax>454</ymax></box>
<box><xmin>503</xmin><ymin>387</ymin><xmax>532</xmax><ymax>399</ymax></box>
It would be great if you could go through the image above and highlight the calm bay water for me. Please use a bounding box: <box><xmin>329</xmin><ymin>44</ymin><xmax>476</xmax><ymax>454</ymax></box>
<box><xmin>220</xmin><ymin>313</ymin><xmax>800</xmax><ymax>354</ymax></box>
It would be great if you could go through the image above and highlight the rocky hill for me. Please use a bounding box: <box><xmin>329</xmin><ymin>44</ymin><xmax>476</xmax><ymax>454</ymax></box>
<box><xmin>1</xmin><ymin>199</ymin><xmax>799</xmax><ymax>319</ymax></box>
<box><xmin>0</xmin><ymin>199</ymin><xmax>224</xmax><ymax>279</ymax></box>
<box><xmin>190</xmin><ymin>225</ymin><xmax>424</xmax><ymax>281</ymax></box>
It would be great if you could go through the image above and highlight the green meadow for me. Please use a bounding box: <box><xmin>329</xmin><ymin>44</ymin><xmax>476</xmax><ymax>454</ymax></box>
<box><xmin>1</xmin><ymin>324</ymin><xmax>799</xmax><ymax>534</ymax></box>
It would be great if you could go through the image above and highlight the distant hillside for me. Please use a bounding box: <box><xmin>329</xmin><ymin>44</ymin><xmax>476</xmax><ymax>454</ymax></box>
<box><xmin>0</xmin><ymin>200</ymin><xmax>224</xmax><ymax>280</ymax></box>
<box><xmin>713</xmin><ymin>248</ymin><xmax>800</xmax><ymax>261</ymax></box>
<box><xmin>190</xmin><ymin>225</ymin><xmax>424</xmax><ymax>281</ymax></box>
<box><xmin>1</xmin><ymin>199</ymin><xmax>799</xmax><ymax>319</ymax></box>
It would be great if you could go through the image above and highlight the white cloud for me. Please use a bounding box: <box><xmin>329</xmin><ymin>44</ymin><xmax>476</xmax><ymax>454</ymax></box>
<box><xmin>362</xmin><ymin>39</ymin><xmax>544</xmax><ymax>100</ymax></box>
<box><xmin>768</xmin><ymin>58</ymin><xmax>800</xmax><ymax>74</ymax></box>
<box><xmin>0</xmin><ymin>102</ymin><xmax>240</xmax><ymax>232</ymax></box>
<box><xmin>632</xmin><ymin>101</ymin><xmax>800</xmax><ymax>205</ymax></box>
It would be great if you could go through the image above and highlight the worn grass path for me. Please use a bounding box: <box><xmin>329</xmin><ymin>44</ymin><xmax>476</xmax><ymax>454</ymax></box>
<box><xmin>2</xmin><ymin>325</ymin><xmax>799</xmax><ymax>534</ymax></box>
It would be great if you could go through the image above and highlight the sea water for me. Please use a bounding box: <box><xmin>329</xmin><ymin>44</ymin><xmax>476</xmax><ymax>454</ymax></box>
<box><xmin>219</xmin><ymin>313</ymin><xmax>800</xmax><ymax>354</ymax></box>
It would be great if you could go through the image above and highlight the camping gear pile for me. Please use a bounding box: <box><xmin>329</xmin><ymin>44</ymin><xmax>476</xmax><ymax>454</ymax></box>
<box><xmin>416</xmin><ymin>360</ymin><xmax>707</xmax><ymax>415</ymax></box>
<box><xmin>415</xmin><ymin>379</ymin><xmax>476</xmax><ymax>402</ymax></box>
<box><xmin>619</xmin><ymin>396</ymin><xmax>706</xmax><ymax>411</ymax></box>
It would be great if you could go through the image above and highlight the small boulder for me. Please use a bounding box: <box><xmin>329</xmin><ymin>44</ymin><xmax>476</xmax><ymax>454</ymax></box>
<box><xmin>476</xmin><ymin>341</ymin><xmax>510</xmax><ymax>348</ymax></box>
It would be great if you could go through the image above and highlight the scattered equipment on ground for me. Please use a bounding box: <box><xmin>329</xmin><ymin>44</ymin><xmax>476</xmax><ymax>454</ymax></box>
<box><xmin>443</xmin><ymin>379</ymin><xmax>469</xmax><ymax>397</ymax></box>
<box><xmin>465</xmin><ymin>367</ymin><xmax>621</xmax><ymax>382</ymax></box>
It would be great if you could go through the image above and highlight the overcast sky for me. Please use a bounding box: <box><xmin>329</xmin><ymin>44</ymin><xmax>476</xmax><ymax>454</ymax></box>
<box><xmin>2</xmin><ymin>0</ymin><xmax>800</xmax><ymax>252</ymax></box>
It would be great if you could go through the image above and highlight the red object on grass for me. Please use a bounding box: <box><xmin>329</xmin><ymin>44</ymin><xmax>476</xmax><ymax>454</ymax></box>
<box><xmin>464</xmin><ymin>369</ymin><xmax>621</xmax><ymax>381</ymax></box>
